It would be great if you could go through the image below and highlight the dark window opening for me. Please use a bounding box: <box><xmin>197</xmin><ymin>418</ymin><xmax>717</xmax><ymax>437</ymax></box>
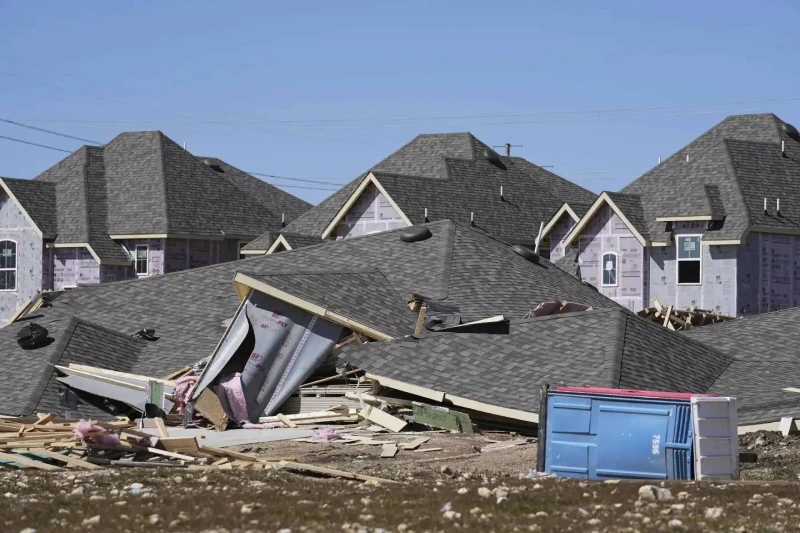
<box><xmin>677</xmin><ymin>260</ymin><xmax>701</xmax><ymax>284</ymax></box>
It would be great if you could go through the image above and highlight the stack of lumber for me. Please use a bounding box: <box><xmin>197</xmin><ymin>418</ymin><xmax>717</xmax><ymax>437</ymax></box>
<box><xmin>637</xmin><ymin>298</ymin><xmax>736</xmax><ymax>330</ymax></box>
<box><xmin>0</xmin><ymin>412</ymin><xmax>393</xmax><ymax>482</ymax></box>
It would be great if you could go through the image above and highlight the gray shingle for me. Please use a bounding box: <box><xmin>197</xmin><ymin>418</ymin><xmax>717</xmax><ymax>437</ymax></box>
<box><xmin>281</xmin><ymin>133</ymin><xmax>595</xmax><ymax>243</ymax></box>
<box><xmin>0</xmin><ymin>220</ymin><xmax>620</xmax><ymax>416</ymax></box>
<box><xmin>339</xmin><ymin>309</ymin><xmax>732</xmax><ymax>414</ymax></box>
<box><xmin>0</xmin><ymin>177</ymin><xmax>57</xmax><ymax>238</ymax></box>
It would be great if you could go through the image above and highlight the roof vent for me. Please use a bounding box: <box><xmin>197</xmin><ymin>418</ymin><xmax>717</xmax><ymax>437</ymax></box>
<box><xmin>512</xmin><ymin>244</ymin><xmax>539</xmax><ymax>264</ymax></box>
<box><xmin>400</xmin><ymin>226</ymin><xmax>432</xmax><ymax>243</ymax></box>
<box><xmin>781</xmin><ymin>122</ymin><xmax>800</xmax><ymax>141</ymax></box>
<box><xmin>483</xmin><ymin>149</ymin><xmax>505</xmax><ymax>169</ymax></box>
<box><xmin>203</xmin><ymin>158</ymin><xmax>224</xmax><ymax>173</ymax></box>
<box><xmin>132</xmin><ymin>328</ymin><xmax>159</xmax><ymax>341</ymax></box>
<box><xmin>17</xmin><ymin>322</ymin><xmax>49</xmax><ymax>349</ymax></box>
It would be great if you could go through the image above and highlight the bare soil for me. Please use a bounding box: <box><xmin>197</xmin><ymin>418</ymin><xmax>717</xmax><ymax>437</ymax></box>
<box><xmin>1</xmin><ymin>431</ymin><xmax>800</xmax><ymax>532</ymax></box>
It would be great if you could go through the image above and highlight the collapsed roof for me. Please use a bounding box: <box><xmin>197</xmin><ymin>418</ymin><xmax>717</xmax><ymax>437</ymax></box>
<box><xmin>244</xmin><ymin>132</ymin><xmax>595</xmax><ymax>252</ymax></box>
<box><xmin>0</xmin><ymin>131</ymin><xmax>311</xmax><ymax>263</ymax></box>
<box><xmin>0</xmin><ymin>220</ymin><xmax>617</xmax><ymax>417</ymax></box>
<box><xmin>339</xmin><ymin>308</ymin><xmax>733</xmax><ymax>420</ymax></box>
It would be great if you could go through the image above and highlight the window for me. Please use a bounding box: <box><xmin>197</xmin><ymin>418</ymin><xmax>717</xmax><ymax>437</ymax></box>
<box><xmin>677</xmin><ymin>235</ymin><xmax>701</xmax><ymax>285</ymax></box>
<box><xmin>601</xmin><ymin>252</ymin><xmax>618</xmax><ymax>287</ymax></box>
<box><xmin>135</xmin><ymin>244</ymin><xmax>149</xmax><ymax>276</ymax></box>
<box><xmin>238</xmin><ymin>241</ymin><xmax>248</xmax><ymax>260</ymax></box>
<box><xmin>0</xmin><ymin>240</ymin><xmax>16</xmax><ymax>291</ymax></box>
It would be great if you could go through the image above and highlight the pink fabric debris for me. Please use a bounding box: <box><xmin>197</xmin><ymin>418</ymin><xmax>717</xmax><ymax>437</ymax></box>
<box><xmin>173</xmin><ymin>375</ymin><xmax>198</xmax><ymax>413</ymax></box>
<box><xmin>73</xmin><ymin>420</ymin><xmax>121</xmax><ymax>446</ymax></box>
<box><xmin>313</xmin><ymin>427</ymin><xmax>341</xmax><ymax>441</ymax></box>
<box><xmin>219</xmin><ymin>373</ymin><xmax>249</xmax><ymax>424</ymax></box>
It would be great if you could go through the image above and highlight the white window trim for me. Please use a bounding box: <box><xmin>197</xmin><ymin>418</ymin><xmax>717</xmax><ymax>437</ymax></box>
<box><xmin>676</xmin><ymin>234</ymin><xmax>703</xmax><ymax>286</ymax></box>
<box><xmin>0</xmin><ymin>239</ymin><xmax>17</xmax><ymax>292</ymax></box>
<box><xmin>601</xmin><ymin>251</ymin><xmax>619</xmax><ymax>288</ymax></box>
<box><xmin>135</xmin><ymin>244</ymin><xmax>149</xmax><ymax>277</ymax></box>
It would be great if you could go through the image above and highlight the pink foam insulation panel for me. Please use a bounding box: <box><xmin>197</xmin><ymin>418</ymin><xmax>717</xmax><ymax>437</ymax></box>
<box><xmin>0</xmin><ymin>192</ymin><xmax>43</xmax><ymax>322</ymax></box>
<box><xmin>335</xmin><ymin>183</ymin><xmax>407</xmax><ymax>239</ymax></box>
<box><xmin>577</xmin><ymin>205</ymin><xmax>644</xmax><ymax>311</ymax></box>
<box><xmin>548</xmin><ymin>214</ymin><xmax>575</xmax><ymax>261</ymax></box>
<box><xmin>53</xmin><ymin>247</ymin><xmax>100</xmax><ymax>290</ymax></box>
<box><xmin>738</xmin><ymin>231</ymin><xmax>800</xmax><ymax>315</ymax></box>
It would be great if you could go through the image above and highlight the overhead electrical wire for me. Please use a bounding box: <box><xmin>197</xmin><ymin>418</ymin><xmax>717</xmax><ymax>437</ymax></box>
<box><xmin>0</xmin><ymin>134</ymin><xmax>72</xmax><ymax>153</ymax></box>
<box><xmin>0</xmin><ymin>117</ymin><xmax>101</xmax><ymax>144</ymax></box>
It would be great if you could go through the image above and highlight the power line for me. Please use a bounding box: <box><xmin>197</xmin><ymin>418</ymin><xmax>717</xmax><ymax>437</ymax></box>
<box><xmin>248</xmin><ymin>172</ymin><xmax>347</xmax><ymax>186</ymax></box>
<box><xmin>0</xmin><ymin>134</ymin><xmax>72</xmax><ymax>153</ymax></box>
<box><xmin>262</xmin><ymin>183</ymin><xmax>338</xmax><ymax>191</ymax></box>
<box><xmin>0</xmin><ymin>118</ymin><xmax>101</xmax><ymax>144</ymax></box>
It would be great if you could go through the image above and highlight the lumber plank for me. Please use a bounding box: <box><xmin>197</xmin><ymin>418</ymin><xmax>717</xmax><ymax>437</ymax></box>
<box><xmin>414</xmin><ymin>305</ymin><xmax>427</xmax><ymax>335</ymax></box>
<box><xmin>300</xmin><ymin>369</ymin><xmax>361</xmax><ymax>388</ymax></box>
<box><xmin>162</xmin><ymin>366</ymin><xmax>193</xmax><ymax>381</ymax></box>
<box><xmin>0</xmin><ymin>451</ymin><xmax>63</xmax><ymax>470</ymax></box>
<box><xmin>200</xmin><ymin>445</ymin><xmax>260</xmax><ymax>462</ymax></box>
<box><xmin>416</xmin><ymin>447</ymin><xmax>443</xmax><ymax>453</ymax></box>
<box><xmin>28</xmin><ymin>448</ymin><xmax>102</xmax><ymax>470</ymax></box>
<box><xmin>154</xmin><ymin>417</ymin><xmax>170</xmax><ymax>439</ymax></box>
<box><xmin>194</xmin><ymin>389</ymin><xmax>229</xmax><ymax>431</ymax></box>
<box><xmin>380</xmin><ymin>443</ymin><xmax>399</xmax><ymax>458</ymax></box>
<box><xmin>360</xmin><ymin>406</ymin><xmax>407</xmax><ymax>433</ymax></box>
<box><xmin>159</xmin><ymin>437</ymin><xmax>199</xmax><ymax>453</ymax></box>
<box><xmin>277</xmin><ymin>414</ymin><xmax>298</xmax><ymax>428</ymax></box>
<box><xmin>277</xmin><ymin>461</ymin><xmax>397</xmax><ymax>484</ymax></box>
<box><xmin>399</xmin><ymin>437</ymin><xmax>430</xmax><ymax>450</ymax></box>
<box><xmin>662</xmin><ymin>305</ymin><xmax>673</xmax><ymax>328</ymax></box>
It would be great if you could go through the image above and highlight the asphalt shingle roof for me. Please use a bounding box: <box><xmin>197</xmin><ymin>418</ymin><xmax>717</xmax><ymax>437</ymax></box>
<box><xmin>0</xmin><ymin>220</ymin><xmax>619</xmax><ymax>416</ymax></box>
<box><xmin>21</xmin><ymin>131</ymin><xmax>311</xmax><ymax>262</ymax></box>
<box><xmin>0</xmin><ymin>177</ymin><xmax>57</xmax><ymax>238</ymax></box>
<box><xmin>241</xmin><ymin>232</ymin><xmax>323</xmax><ymax>253</ymax></box>
<box><xmin>684</xmin><ymin>307</ymin><xmax>800</xmax><ymax>424</ymax></box>
<box><xmin>279</xmin><ymin>133</ymin><xmax>595</xmax><ymax>244</ymax></box>
<box><xmin>613</xmin><ymin>113</ymin><xmax>796</xmax><ymax>242</ymax></box>
<box><xmin>339</xmin><ymin>308</ymin><xmax>733</xmax><ymax>415</ymax></box>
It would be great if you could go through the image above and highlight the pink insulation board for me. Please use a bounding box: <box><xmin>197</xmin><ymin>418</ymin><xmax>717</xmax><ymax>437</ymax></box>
<box><xmin>742</xmin><ymin>231</ymin><xmax>800</xmax><ymax>314</ymax></box>
<box><xmin>335</xmin><ymin>183</ymin><xmax>407</xmax><ymax>239</ymax></box>
<box><xmin>0</xmin><ymin>193</ymin><xmax>43</xmax><ymax>322</ymax></box>
<box><xmin>577</xmin><ymin>205</ymin><xmax>644</xmax><ymax>311</ymax></box>
<box><xmin>53</xmin><ymin>247</ymin><xmax>100</xmax><ymax>290</ymax></box>
<box><xmin>121</xmin><ymin>239</ymin><xmax>164</xmax><ymax>277</ymax></box>
<box><xmin>547</xmin><ymin>214</ymin><xmax>575</xmax><ymax>261</ymax></box>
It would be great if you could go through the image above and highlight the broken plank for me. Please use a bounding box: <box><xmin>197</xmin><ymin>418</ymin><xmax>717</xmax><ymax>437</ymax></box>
<box><xmin>277</xmin><ymin>461</ymin><xmax>397</xmax><ymax>484</ymax></box>
<box><xmin>300</xmin><ymin>369</ymin><xmax>362</xmax><ymax>388</ymax></box>
<box><xmin>480</xmin><ymin>438</ymin><xmax>529</xmax><ymax>452</ymax></box>
<box><xmin>28</xmin><ymin>448</ymin><xmax>102</xmax><ymax>470</ymax></box>
<box><xmin>399</xmin><ymin>437</ymin><xmax>430</xmax><ymax>450</ymax></box>
<box><xmin>416</xmin><ymin>447</ymin><xmax>443</xmax><ymax>453</ymax></box>
<box><xmin>381</xmin><ymin>443</ymin><xmax>399</xmax><ymax>458</ymax></box>
<box><xmin>162</xmin><ymin>366</ymin><xmax>193</xmax><ymax>381</ymax></box>
<box><xmin>412</xmin><ymin>403</ymin><xmax>473</xmax><ymax>434</ymax></box>
<box><xmin>0</xmin><ymin>451</ymin><xmax>63</xmax><ymax>470</ymax></box>
<box><xmin>158</xmin><ymin>437</ymin><xmax>199</xmax><ymax>453</ymax></box>
<box><xmin>211</xmin><ymin>457</ymin><xmax>229</xmax><ymax>466</ymax></box>
<box><xmin>194</xmin><ymin>389</ymin><xmax>229</xmax><ymax>431</ymax></box>
<box><xmin>662</xmin><ymin>305</ymin><xmax>673</xmax><ymax>328</ymax></box>
<box><xmin>277</xmin><ymin>414</ymin><xmax>298</xmax><ymax>429</ymax></box>
<box><xmin>199</xmin><ymin>445</ymin><xmax>260</xmax><ymax>462</ymax></box>
<box><xmin>360</xmin><ymin>406</ymin><xmax>407</xmax><ymax>433</ymax></box>
<box><xmin>154</xmin><ymin>417</ymin><xmax>170</xmax><ymax>439</ymax></box>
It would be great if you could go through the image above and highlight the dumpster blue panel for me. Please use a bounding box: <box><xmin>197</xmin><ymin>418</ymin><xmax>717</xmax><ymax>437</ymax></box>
<box><xmin>544</xmin><ymin>390</ymin><xmax>693</xmax><ymax>480</ymax></box>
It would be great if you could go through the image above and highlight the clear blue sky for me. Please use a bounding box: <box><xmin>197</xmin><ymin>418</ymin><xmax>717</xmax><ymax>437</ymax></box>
<box><xmin>1</xmin><ymin>0</ymin><xmax>799</xmax><ymax>204</ymax></box>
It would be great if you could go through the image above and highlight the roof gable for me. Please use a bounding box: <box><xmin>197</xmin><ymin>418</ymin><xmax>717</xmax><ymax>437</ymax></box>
<box><xmin>564</xmin><ymin>192</ymin><xmax>650</xmax><ymax>247</ymax></box>
<box><xmin>0</xmin><ymin>177</ymin><xmax>57</xmax><ymax>238</ymax></box>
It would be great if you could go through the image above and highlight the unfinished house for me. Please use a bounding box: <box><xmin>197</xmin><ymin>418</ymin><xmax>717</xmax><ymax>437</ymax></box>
<box><xmin>0</xmin><ymin>220</ymin><xmax>617</xmax><ymax>419</ymax></box>
<box><xmin>543</xmin><ymin>113</ymin><xmax>800</xmax><ymax>315</ymax></box>
<box><xmin>0</xmin><ymin>131</ymin><xmax>310</xmax><ymax>322</ymax></box>
<box><xmin>241</xmin><ymin>133</ymin><xmax>595</xmax><ymax>254</ymax></box>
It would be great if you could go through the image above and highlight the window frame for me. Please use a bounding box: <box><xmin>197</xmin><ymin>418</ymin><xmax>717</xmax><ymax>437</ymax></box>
<box><xmin>601</xmin><ymin>251</ymin><xmax>619</xmax><ymax>287</ymax></box>
<box><xmin>0</xmin><ymin>239</ymin><xmax>17</xmax><ymax>292</ymax></box>
<box><xmin>134</xmin><ymin>244</ymin><xmax>149</xmax><ymax>276</ymax></box>
<box><xmin>676</xmin><ymin>234</ymin><xmax>703</xmax><ymax>286</ymax></box>
<box><xmin>238</xmin><ymin>241</ymin><xmax>249</xmax><ymax>260</ymax></box>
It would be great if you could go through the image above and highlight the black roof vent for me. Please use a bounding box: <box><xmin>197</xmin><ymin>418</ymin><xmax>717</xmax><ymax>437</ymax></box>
<box><xmin>17</xmin><ymin>323</ymin><xmax>49</xmax><ymax>349</ymax></box>
<box><xmin>132</xmin><ymin>328</ymin><xmax>159</xmax><ymax>341</ymax></box>
<box><xmin>400</xmin><ymin>226</ymin><xmax>432</xmax><ymax>243</ymax></box>
<box><xmin>781</xmin><ymin>122</ymin><xmax>800</xmax><ymax>141</ymax></box>
<box><xmin>512</xmin><ymin>244</ymin><xmax>539</xmax><ymax>264</ymax></box>
<box><xmin>203</xmin><ymin>158</ymin><xmax>225</xmax><ymax>173</ymax></box>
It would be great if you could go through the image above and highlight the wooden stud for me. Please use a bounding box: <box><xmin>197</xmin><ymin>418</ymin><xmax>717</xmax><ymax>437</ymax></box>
<box><xmin>154</xmin><ymin>417</ymin><xmax>170</xmax><ymax>439</ymax></box>
<box><xmin>277</xmin><ymin>414</ymin><xmax>298</xmax><ymax>428</ymax></box>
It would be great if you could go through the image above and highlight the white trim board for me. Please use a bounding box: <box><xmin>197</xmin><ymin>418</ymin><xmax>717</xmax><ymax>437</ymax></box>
<box><xmin>266</xmin><ymin>234</ymin><xmax>292</xmax><ymax>254</ymax></box>
<box><xmin>233</xmin><ymin>272</ymin><xmax>393</xmax><ymax>341</ymax></box>
<box><xmin>365</xmin><ymin>373</ymin><xmax>538</xmax><ymax>424</ymax></box>
<box><xmin>540</xmin><ymin>203</ymin><xmax>581</xmax><ymax>241</ymax></box>
<box><xmin>563</xmin><ymin>193</ymin><xmax>649</xmax><ymax>247</ymax></box>
<box><xmin>320</xmin><ymin>173</ymin><xmax>412</xmax><ymax>239</ymax></box>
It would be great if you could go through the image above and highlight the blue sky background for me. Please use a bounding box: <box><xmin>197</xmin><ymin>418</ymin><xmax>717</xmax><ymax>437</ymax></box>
<box><xmin>1</xmin><ymin>0</ymin><xmax>799</xmax><ymax>204</ymax></box>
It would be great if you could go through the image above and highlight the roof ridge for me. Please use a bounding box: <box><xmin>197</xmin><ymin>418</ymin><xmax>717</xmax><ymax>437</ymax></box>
<box><xmin>440</xmin><ymin>220</ymin><xmax>456</xmax><ymax>301</ymax></box>
<box><xmin>720</xmin><ymin>139</ymin><xmax>755</xmax><ymax>229</ymax></box>
<box><xmin>155</xmin><ymin>131</ymin><xmax>172</xmax><ymax>233</ymax></box>
<box><xmin>614</xmin><ymin>314</ymin><xmax>632</xmax><ymax>388</ymax></box>
<box><xmin>244</xmin><ymin>267</ymin><xmax>385</xmax><ymax>276</ymax></box>
<box><xmin>24</xmin><ymin>315</ymin><xmax>80</xmax><ymax>416</ymax></box>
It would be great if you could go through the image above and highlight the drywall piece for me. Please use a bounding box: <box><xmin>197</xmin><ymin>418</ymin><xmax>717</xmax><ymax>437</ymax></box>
<box><xmin>0</xmin><ymin>192</ymin><xmax>43</xmax><ymax>323</ymax></box>
<box><xmin>577</xmin><ymin>205</ymin><xmax>643</xmax><ymax>311</ymax></box>
<box><xmin>361</xmin><ymin>405</ymin><xmax>408</xmax><ymax>432</ymax></box>
<box><xmin>336</xmin><ymin>183</ymin><xmax>406</xmax><ymax>239</ymax></box>
<box><xmin>779</xmin><ymin>416</ymin><xmax>799</xmax><ymax>437</ymax></box>
<box><xmin>141</xmin><ymin>427</ymin><xmax>314</xmax><ymax>447</ymax></box>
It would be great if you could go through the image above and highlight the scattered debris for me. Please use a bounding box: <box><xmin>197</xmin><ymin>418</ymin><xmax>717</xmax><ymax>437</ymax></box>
<box><xmin>637</xmin><ymin>298</ymin><xmax>735</xmax><ymax>330</ymax></box>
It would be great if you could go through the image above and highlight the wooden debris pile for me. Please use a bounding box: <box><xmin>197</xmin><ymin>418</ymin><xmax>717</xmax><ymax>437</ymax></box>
<box><xmin>637</xmin><ymin>298</ymin><xmax>736</xmax><ymax>330</ymax></box>
<box><xmin>0</xmin><ymin>412</ymin><xmax>394</xmax><ymax>483</ymax></box>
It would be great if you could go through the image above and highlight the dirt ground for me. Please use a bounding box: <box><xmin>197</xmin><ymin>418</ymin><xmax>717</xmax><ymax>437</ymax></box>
<box><xmin>2</xmin><ymin>431</ymin><xmax>800</xmax><ymax>532</ymax></box>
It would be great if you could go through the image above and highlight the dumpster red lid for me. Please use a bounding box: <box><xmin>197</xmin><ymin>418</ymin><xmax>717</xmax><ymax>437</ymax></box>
<box><xmin>553</xmin><ymin>386</ymin><xmax>718</xmax><ymax>400</ymax></box>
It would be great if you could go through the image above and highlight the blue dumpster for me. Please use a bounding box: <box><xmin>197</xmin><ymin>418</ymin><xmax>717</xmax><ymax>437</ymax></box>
<box><xmin>539</xmin><ymin>386</ymin><xmax>715</xmax><ymax>480</ymax></box>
